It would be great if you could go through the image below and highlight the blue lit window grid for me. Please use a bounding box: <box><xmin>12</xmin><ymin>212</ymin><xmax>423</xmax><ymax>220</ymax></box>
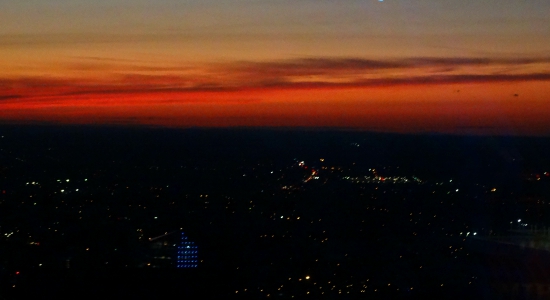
<box><xmin>177</xmin><ymin>233</ymin><xmax>198</xmax><ymax>268</ymax></box>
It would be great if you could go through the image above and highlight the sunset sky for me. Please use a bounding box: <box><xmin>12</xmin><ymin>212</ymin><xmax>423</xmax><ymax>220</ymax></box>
<box><xmin>1</xmin><ymin>0</ymin><xmax>549</xmax><ymax>134</ymax></box>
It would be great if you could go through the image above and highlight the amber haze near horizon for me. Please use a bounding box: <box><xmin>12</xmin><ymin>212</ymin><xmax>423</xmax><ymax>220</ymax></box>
<box><xmin>1</xmin><ymin>0</ymin><xmax>549</xmax><ymax>135</ymax></box>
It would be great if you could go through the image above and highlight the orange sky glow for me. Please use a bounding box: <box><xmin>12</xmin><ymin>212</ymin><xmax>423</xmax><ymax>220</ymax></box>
<box><xmin>1</xmin><ymin>0</ymin><xmax>549</xmax><ymax>135</ymax></box>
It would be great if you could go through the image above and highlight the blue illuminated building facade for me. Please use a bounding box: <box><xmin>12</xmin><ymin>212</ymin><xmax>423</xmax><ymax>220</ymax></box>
<box><xmin>177</xmin><ymin>232</ymin><xmax>198</xmax><ymax>268</ymax></box>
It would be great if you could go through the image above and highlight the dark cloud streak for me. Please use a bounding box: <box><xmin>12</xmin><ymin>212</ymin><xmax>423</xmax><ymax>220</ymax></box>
<box><xmin>229</xmin><ymin>56</ymin><xmax>550</xmax><ymax>77</ymax></box>
<box><xmin>0</xmin><ymin>95</ymin><xmax>22</xmax><ymax>101</ymax></box>
<box><xmin>2</xmin><ymin>72</ymin><xmax>550</xmax><ymax>101</ymax></box>
<box><xmin>1</xmin><ymin>56</ymin><xmax>550</xmax><ymax>100</ymax></box>
<box><xmin>250</xmin><ymin>73</ymin><xmax>550</xmax><ymax>89</ymax></box>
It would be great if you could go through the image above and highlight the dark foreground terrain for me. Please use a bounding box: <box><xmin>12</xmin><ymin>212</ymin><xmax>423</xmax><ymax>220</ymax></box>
<box><xmin>1</xmin><ymin>126</ymin><xmax>550</xmax><ymax>299</ymax></box>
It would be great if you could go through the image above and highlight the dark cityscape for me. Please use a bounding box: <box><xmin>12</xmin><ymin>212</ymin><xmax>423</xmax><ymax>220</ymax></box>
<box><xmin>1</xmin><ymin>0</ymin><xmax>549</xmax><ymax>298</ymax></box>
<box><xmin>0</xmin><ymin>126</ymin><xmax>549</xmax><ymax>299</ymax></box>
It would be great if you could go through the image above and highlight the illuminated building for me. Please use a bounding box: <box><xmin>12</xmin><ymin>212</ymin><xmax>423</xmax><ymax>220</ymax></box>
<box><xmin>177</xmin><ymin>232</ymin><xmax>198</xmax><ymax>268</ymax></box>
<box><xmin>146</xmin><ymin>230</ymin><xmax>198</xmax><ymax>268</ymax></box>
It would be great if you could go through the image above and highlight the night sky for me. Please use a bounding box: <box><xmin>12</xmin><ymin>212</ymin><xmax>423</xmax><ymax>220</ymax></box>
<box><xmin>1</xmin><ymin>0</ymin><xmax>549</xmax><ymax>134</ymax></box>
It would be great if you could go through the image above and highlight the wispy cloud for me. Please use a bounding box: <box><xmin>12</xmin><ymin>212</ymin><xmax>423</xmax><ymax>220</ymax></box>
<box><xmin>212</xmin><ymin>56</ymin><xmax>550</xmax><ymax>88</ymax></box>
<box><xmin>1</xmin><ymin>56</ymin><xmax>549</xmax><ymax>101</ymax></box>
<box><xmin>245</xmin><ymin>73</ymin><xmax>550</xmax><ymax>89</ymax></box>
<box><xmin>232</xmin><ymin>56</ymin><xmax>550</xmax><ymax>73</ymax></box>
<box><xmin>0</xmin><ymin>95</ymin><xmax>22</xmax><ymax>101</ymax></box>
